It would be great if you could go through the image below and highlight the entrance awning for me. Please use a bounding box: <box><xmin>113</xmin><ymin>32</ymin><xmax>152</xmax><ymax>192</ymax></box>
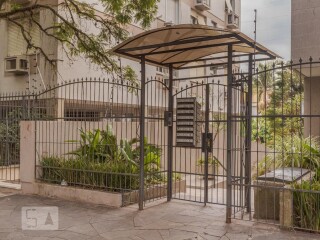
<box><xmin>110</xmin><ymin>24</ymin><xmax>280</xmax><ymax>69</ymax></box>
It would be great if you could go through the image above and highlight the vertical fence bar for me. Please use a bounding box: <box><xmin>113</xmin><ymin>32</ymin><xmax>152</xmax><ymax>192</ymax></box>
<box><xmin>167</xmin><ymin>64</ymin><xmax>173</xmax><ymax>201</ymax></box>
<box><xmin>245</xmin><ymin>54</ymin><xmax>253</xmax><ymax>216</ymax></box>
<box><xmin>226</xmin><ymin>44</ymin><xmax>233</xmax><ymax>223</ymax></box>
<box><xmin>204</xmin><ymin>83</ymin><xmax>210</xmax><ymax>205</ymax></box>
<box><xmin>139</xmin><ymin>56</ymin><xmax>146</xmax><ymax>210</ymax></box>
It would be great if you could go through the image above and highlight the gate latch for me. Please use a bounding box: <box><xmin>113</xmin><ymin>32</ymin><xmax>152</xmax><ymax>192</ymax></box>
<box><xmin>164</xmin><ymin>111</ymin><xmax>173</xmax><ymax>127</ymax></box>
<box><xmin>202</xmin><ymin>133</ymin><xmax>213</xmax><ymax>153</ymax></box>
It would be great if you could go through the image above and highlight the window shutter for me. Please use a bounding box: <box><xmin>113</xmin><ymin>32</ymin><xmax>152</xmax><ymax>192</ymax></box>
<box><xmin>29</xmin><ymin>15</ymin><xmax>40</xmax><ymax>53</ymax></box>
<box><xmin>7</xmin><ymin>20</ymin><xmax>27</xmax><ymax>56</ymax></box>
<box><xmin>7</xmin><ymin>14</ymin><xmax>40</xmax><ymax>56</ymax></box>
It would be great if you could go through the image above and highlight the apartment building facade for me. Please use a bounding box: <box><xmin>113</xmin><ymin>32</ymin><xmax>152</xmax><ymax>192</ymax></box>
<box><xmin>0</xmin><ymin>0</ymin><xmax>240</xmax><ymax>120</ymax></box>
<box><xmin>291</xmin><ymin>0</ymin><xmax>320</xmax><ymax>137</ymax></box>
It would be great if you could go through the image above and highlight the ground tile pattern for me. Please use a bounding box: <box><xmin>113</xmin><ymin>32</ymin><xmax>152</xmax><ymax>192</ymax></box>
<box><xmin>0</xmin><ymin>189</ymin><xmax>318</xmax><ymax>240</ymax></box>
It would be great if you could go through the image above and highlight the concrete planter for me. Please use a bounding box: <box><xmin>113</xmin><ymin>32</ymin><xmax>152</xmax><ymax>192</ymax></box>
<box><xmin>22</xmin><ymin>180</ymin><xmax>186</xmax><ymax>208</ymax></box>
<box><xmin>253</xmin><ymin>168</ymin><xmax>314</xmax><ymax>228</ymax></box>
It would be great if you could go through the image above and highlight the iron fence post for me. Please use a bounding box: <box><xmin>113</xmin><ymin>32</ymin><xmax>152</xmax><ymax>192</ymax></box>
<box><xmin>167</xmin><ymin>64</ymin><xmax>174</xmax><ymax>201</ymax></box>
<box><xmin>226</xmin><ymin>44</ymin><xmax>233</xmax><ymax>223</ymax></box>
<box><xmin>204</xmin><ymin>83</ymin><xmax>210</xmax><ymax>205</ymax></box>
<box><xmin>139</xmin><ymin>55</ymin><xmax>146</xmax><ymax>210</ymax></box>
<box><xmin>245</xmin><ymin>54</ymin><xmax>253</xmax><ymax>216</ymax></box>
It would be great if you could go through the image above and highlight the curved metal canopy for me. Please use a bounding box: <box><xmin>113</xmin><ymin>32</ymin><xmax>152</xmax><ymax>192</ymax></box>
<box><xmin>110</xmin><ymin>24</ymin><xmax>280</xmax><ymax>69</ymax></box>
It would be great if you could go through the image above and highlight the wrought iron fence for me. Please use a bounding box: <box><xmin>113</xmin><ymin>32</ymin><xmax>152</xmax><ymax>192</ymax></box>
<box><xmin>232</xmin><ymin>59</ymin><xmax>320</xmax><ymax>233</ymax></box>
<box><xmin>0</xmin><ymin>92</ymin><xmax>49</xmax><ymax>182</ymax></box>
<box><xmin>1</xmin><ymin>59</ymin><xmax>320</xmax><ymax>233</ymax></box>
<box><xmin>13</xmin><ymin>78</ymin><xmax>171</xmax><ymax>206</ymax></box>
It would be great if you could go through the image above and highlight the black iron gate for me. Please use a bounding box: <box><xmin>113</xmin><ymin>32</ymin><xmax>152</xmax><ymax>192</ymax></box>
<box><xmin>168</xmin><ymin>79</ymin><xmax>248</xmax><ymax>211</ymax></box>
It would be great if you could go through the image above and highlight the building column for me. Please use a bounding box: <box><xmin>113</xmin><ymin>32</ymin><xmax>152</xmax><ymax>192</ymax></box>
<box><xmin>304</xmin><ymin>77</ymin><xmax>320</xmax><ymax>138</ymax></box>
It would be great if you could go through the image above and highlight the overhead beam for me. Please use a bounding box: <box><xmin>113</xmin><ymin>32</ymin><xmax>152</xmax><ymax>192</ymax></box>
<box><xmin>234</xmin><ymin>33</ymin><xmax>276</xmax><ymax>59</ymax></box>
<box><xmin>116</xmin><ymin>34</ymin><xmax>236</xmax><ymax>53</ymax></box>
<box><xmin>142</xmin><ymin>41</ymin><xmax>243</xmax><ymax>56</ymax></box>
<box><xmin>178</xmin><ymin>57</ymin><xmax>271</xmax><ymax>70</ymax></box>
<box><xmin>164</xmin><ymin>53</ymin><xmax>267</xmax><ymax>65</ymax></box>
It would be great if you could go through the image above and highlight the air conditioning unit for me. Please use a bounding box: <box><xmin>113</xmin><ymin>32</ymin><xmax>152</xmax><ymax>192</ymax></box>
<box><xmin>195</xmin><ymin>0</ymin><xmax>210</xmax><ymax>11</ymax></box>
<box><xmin>164</xmin><ymin>21</ymin><xmax>174</xmax><ymax>27</ymax></box>
<box><xmin>227</xmin><ymin>13</ymin><xmax>239</xmax><ymax>29</ymax></box>
<box><xmin>5</xmin><ymin>56</ymin><xmax>29</xmax><ymax>75</ymax></box>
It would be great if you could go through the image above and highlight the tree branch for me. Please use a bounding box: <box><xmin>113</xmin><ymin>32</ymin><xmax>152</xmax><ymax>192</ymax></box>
<box><xmin>0</xmin><ymin>0</ymin><xmax>157</xmax><ymax>84</ymax></box>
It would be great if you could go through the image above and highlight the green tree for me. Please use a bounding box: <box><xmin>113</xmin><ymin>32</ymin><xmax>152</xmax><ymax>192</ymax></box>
<box><xmin>0</xmin><ymin>0</ymin><xmax>158</xmax><ymax>82</ymax></box>
<box><xmin>253</xmin><ymin>61</ymin><xmax>303</xmax><ymax>113</ymax></box>
<box><xmin>252</xmin><ymin>61</ymin><xmax>304</xmax><ymax>143</ymax></box>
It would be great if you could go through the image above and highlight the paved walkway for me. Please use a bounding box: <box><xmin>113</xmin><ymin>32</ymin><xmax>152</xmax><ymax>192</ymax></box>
<box><xmin>0</xmin><ymin>188</ymin><xmax>318</xmax><ymax>240</ymax></box>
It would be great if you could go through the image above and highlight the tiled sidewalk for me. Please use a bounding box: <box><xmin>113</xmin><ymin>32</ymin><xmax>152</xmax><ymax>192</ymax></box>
<box><xmin>0</xmin><ymin>189</ymin><xmax>318</xmax><ymax>240</ymax></box>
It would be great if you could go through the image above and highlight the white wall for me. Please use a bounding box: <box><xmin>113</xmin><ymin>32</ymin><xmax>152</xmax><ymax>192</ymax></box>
<box><xmin>0</xmin><ymin>0</ymin><xmax>240</xmax><ymax>94</ymax></box>
<box><xmin>0</xmin><ymin>6</ymin><xmax>58</xmax><ymax>93</ymax></box>
<box><xmin>292</xmin><ymin>0</ymin><xmax>320</xmax><ymax>64</ymax></box>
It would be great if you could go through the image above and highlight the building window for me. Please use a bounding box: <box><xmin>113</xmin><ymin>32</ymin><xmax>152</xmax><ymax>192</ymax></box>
<box><xmin>156</xmin><ymin>66</ymin><xmax>163</xmax><ymax>73</ymax></box>
<box><xmin>156</xmin><ymin>66</ymin><xmax>169</xmax><ymax>75</ymax></box>
<box><xmin>65</xmin><ymin>110</ymin><xmax>100</xmax><ymax>121</ymax></box>
<box><xmin>7</xmin><ymin>14</ymin><xmax>40</xmax><ymax>57</ymax></box>
<box><xmin>211</xmin><ymin>21</ymin><xmax>217</xmax><ymax>28</ymax></box>
<box><xmin>191</xmin><ymin>16</ymin><xmax>198</xmax><ymax>25</ymax></box>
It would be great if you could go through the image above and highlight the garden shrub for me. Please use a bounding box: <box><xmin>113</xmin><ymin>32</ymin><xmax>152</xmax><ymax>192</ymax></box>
<box><xmin>39</xmin><ymin>126</ymin><xmax>166</xmax><ymax>192</ymax></box>
<box><xmin>293</xmin><ymin>180</ymin><xmax>320</xmax><ymax>231</ymax></box>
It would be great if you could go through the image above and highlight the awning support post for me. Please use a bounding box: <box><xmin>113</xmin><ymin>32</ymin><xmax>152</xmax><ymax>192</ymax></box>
<box><xmin>226</xmin><ymin>44</ymin><xmax>233</xmax><ymax>223</ymax></box>
<box><xmin>139</xmin><ymin>55</ymin><xmax>146</xmax><ymax>210</ymax></box>
<box><xmin>167</xmin><ymin>64</ymin><xmax>174</xmax><ymax>201</ymax></box>
<box><xmin>245</xmin><ymin>54</ymin><xmax>253</xmax><ymax>217</ymax></box>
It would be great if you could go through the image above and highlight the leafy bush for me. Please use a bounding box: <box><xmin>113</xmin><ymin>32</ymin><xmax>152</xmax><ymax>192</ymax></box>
<box><xmin>293</xmin><ymin>180</ymin><xmax>320</xmax><ymax>231</ymax></box>
<box><xmin>0</xmin><ymin>109</ymin><xmax>48</xmax><ymax>166</ymax></box>
<box><xmin>256</xmin><ymin>134</ymin><xmax>320</xmax><ymax>231</ymax></box>
<box><xmin>257</xmin><ymin>136</ymin><xmax>320</xmax><ymax>176</ymax></box>
<box><xmin>40</xmin><ymin>126</ymin><xmax>166</xmax><ymax>191</ymax></box>
<box><xmin>67</xmin><ymin>127</ymin><xmax>120</xmax><ymax>163</ymax></box>
<box><xmin>251</xmin><ymin>117</ymin><xmax>273</xmax><ymax>144</ymax></box>
<box><xmin>41</xmin><ymin>156</ymin><xmax>139</xmax><ymax>191</ymax></box>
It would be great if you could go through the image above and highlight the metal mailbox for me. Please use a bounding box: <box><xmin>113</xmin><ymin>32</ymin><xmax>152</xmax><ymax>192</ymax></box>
<box><xmin>176</xmin><ymin>97</ymin><xmax>201</xmax><ymax>147</ymax></box>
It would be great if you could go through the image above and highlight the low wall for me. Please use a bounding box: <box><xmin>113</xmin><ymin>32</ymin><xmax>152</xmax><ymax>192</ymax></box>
<box><xmin>22</xmin><ymin>182</ymin><xmax>123</xmax><ymax>207</ymax></box>
<box><xmin>21</xmin><ymin>180</ymin><xmax>186</xmax><ymax>208</ymax></box>
<box><xmin>20</xmin><ymin>121</ymin><xmax>187</xmax><ymax>207</ymax></box>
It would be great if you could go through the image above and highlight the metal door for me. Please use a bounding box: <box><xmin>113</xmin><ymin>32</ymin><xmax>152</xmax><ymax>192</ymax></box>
<box><xmin>171</xmin><ymin>81</ymin><xmax>232</xmax><ymax>205</ymax></box>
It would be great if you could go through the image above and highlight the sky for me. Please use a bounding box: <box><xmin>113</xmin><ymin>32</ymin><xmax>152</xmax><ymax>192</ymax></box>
<box><xmin>241</xmin><ymin>0</ymin><xmax>291</xmax><ymax>60</ymax></box>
